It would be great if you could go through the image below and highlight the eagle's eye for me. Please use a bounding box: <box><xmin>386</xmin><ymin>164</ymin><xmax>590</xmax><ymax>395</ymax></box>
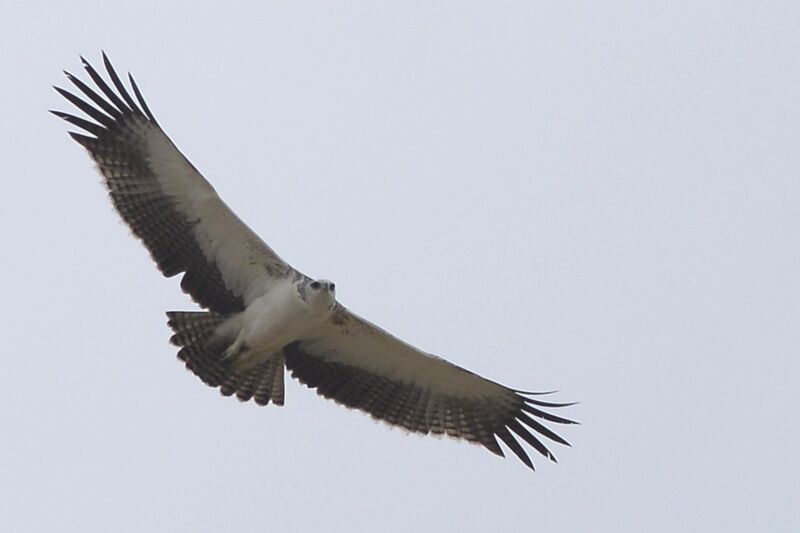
<box><xmin>310</xmin><ymin>281</ymin><xmax>321</xmax><ymax>289</ymax></box>
<box><xmin>329</xmin><ymin>283</ymin><xmax>336</xmax><ymax>291</ymax></box>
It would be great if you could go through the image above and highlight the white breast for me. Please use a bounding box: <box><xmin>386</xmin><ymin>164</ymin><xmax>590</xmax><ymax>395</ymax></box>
<box><xmin>240</xmin><ymin>280</ymin><xmax>330</xmax><ymax>359</ymax></box>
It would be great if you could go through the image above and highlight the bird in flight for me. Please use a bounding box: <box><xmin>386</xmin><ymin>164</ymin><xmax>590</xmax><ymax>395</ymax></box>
<box><xmin>52</xmin><ymin>53</ymin><xmax>576</xmax><ymax>470</ymax></box>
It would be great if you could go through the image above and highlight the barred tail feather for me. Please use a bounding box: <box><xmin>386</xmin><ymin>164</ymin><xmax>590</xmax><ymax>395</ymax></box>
<box><xmin>166</xmin><ymin>311</ymin><xmax>286</xmax><ymax>406</ymax></box>
<box><xmin>167</xmin><ymin>311</ymin><xmax>229</xmax><ymax>387</ymax></box>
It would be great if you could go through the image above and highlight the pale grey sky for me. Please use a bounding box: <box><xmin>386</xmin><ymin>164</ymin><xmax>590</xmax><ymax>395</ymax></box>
<box><xmin>1</xmin><ymin>2</ymin><xmax>798</xmax><ymax>532</ymax></box>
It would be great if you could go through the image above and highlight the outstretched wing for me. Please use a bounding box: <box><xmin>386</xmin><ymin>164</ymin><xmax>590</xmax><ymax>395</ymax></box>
<box><xmin>284</xmin><ymin>307</ymin><xmax>577</xmax><ymax>470</ymax></box>
<box><xmin>52</xmin><ymin>54</ymin><xmax>294</xmax><ymax>313</ymax></box>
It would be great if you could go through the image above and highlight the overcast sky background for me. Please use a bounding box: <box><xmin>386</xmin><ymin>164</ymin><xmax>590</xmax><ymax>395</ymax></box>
<box><xmin>1</xmin><ymin>2</ymin><xmax>798</xmax><ymax>531</ymax></box>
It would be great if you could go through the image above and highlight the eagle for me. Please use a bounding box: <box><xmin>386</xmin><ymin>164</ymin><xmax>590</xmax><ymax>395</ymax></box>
<box><xmin>52</xmin><ymin>54</ymin><xmax>576</xmax><ymax>470</ymax></box>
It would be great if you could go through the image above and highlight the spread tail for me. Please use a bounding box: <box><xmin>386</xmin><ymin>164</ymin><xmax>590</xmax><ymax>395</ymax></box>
<box><xmin>166</xmin><ymin>311</ymin><xmax>286</xmax><ymax>406</ymax></box>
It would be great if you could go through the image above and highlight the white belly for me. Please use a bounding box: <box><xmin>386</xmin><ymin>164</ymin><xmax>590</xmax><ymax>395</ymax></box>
<box><xmin>235</xmin><ymin>280</ymin><xmax>330</xmax><ymax>366</ymax></box>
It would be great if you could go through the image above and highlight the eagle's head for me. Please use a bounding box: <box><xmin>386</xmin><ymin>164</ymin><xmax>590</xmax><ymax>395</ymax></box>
<box><xmin>303</xmin><ymin>278</ymin><xmax>337</xmax><ymax>311</ymax></box>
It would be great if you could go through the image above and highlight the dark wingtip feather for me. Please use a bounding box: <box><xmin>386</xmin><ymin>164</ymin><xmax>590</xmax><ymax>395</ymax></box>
<box><xmin>520</xmin><ymin>403</ymin><xmax>579</xmax><ymax>426</ymax></box>
<box><xmin>53</xmin><ymin>85</ymin><xmax>115</xmax><ymax>127</ymax></box>
<box><xmin>522</xmin><ymin>395</ymin><xmax>579</xmax><ymax>408</ymax></box>
<box><xmin>80</xmin><ymin>55</ymin><xmax>96</xmax><ymax>73</ymax></box>
<box><xmin>49</xmin><ymin>110</ymin><xmax>103</xmax><ymax>136</ymax></box>
<box><xmin>482</xmin><ymin>439</ymin><xmax>506</xmax><ymax>458</ymax></box>
<box><xmin>517</xmin><ymin>411</ymin><xmax>571</xmax><ymax>447</ymax></box>
<box><xmin>514</xmin><ymin>389</ymin><xmax>559</xmax><ymax>396</ymax></box>
<box><xmin>102</xmin><ymin>52</ymin><xmax>140</xmax><ymax>113</ymax></box>
<box><xmin>128</xmin><ymin>71</ymin><xmax>157</xmax><ymax>124</ymax></box>
<box><xmin>63</xmin><ymin>70</ymin><xmax>122</xmax><ymax>119</ymax></box>
<box><xmin>507</xmin><ymin>418</ymin><xmax>557</xmax><ymax>461</ymax></box>
<box><xmin>67</xmin><ymin>131</ymin><xmax>97</xmax><ymax>148</ymax></box>
<box><xmin>495</xmin><ymin>427</ymin><xmax>535</xmax><ymax>470</ymax></box>
<box><xmin>81</xmin><ymin>54</ymin><xmax>134</xmax><ymax>115</ymax></box>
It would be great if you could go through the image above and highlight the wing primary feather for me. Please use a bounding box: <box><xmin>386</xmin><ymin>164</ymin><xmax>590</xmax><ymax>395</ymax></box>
<box><xmin>102</xmin><ymin>51</ymin><xmax>140</xmax><ymax>113</ymax></box>
<box><xmin>513</xmin><ymin>389</ymin><xmax>559</xmax><ymax>395</ymax></box>
<box><xmin>481</xmin><ymin>435</ymin><xmax>506</xmax><ymax>458</ymax></box>
<box><xmin>128</xmin><ymin>72</ymin><xmax>158</xmax><ymax>124</ymax></box>
<box><xmin>80</xmin><ymin>55</ymin><xmax>133</xmax><ymax>114</ymax></box>
<box><xmin>506</xmin><ymin>418</ymin><xmax>556</xmax><ymax>461</ymax></box>
<box><xmin>522</xmin><ymin>397</ymin><xmax>579</xmax><ymax>408</ymax></box>
<box><xmin>53</xmin><ymin>86</ymin><xmax>115</xmax><ymax>127</ymax></box>
<box><xmin>64</xmin><ymin>70</ymin><xmax>121</xmax><ymax>118</ymax></box>
<box><xmin>517</xmin><ymin>411</ymin><xmax>572</xmax><ymax>446</ymax></box>
<box><xmin>67</xmin><ymin>131</ymin><xmax>97</xmax><ymax>147</ymax></box>
<box><xmin>494</xmin><ymin>426</ymin><xmax>534</xmax><ymax>470</ymax></box>
<box><xmin>49</xmin><ymin>110</ymin><xmax>104</xmax><ymax>136</ymax></box>
<box><xmin>521</xmin><ymin>402</ymin><xmax>579</xmax><ymax>425</ymax></box>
